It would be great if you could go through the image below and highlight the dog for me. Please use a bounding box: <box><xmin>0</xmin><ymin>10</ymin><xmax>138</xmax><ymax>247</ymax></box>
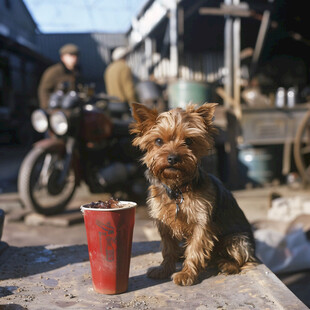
<box><xmin>130</xmin><ymin>102</ymin><xmax>257</xmax><ymax>286</ymax></box>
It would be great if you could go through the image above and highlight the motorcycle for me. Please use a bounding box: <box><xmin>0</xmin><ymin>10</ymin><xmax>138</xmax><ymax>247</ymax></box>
<box><xmin>18</xmin><ymin>86</ymin><xmax>147</xmax><ymax>215</ymax></box>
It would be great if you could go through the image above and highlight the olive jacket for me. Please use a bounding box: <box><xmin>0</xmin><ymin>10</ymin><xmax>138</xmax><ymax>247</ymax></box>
<box><xmin>38</xmin><ymin>62</ymin><xmax>81</xmax><ymax>109</ymax></box>
<box><xmin>104</xmin><ymin>59</ymin><xmax>137</xmax><ymax>104</ymax></box>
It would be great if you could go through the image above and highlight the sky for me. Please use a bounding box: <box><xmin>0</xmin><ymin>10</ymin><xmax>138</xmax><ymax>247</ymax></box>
<box><xmin>23</xmin><ymin>0</ymin><xmax>148</xmax><ymax>33</ymax></box>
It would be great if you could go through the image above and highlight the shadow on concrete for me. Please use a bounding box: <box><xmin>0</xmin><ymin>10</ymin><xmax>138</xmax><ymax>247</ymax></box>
<box><xmin>132</xmin><ymin>240</ymin><xmax>161</xmax><ymax>257</ymax></box>
<box><xmin>0</xmin><ymin>241</ymin><xmax>161</xmax><ymax>281</ymax></box>
<box><xmin>0</xmin><ymin>244</ymin><xmax>89</xmax><ymax>281</ymax></box>
<box><xmin>128</xmin><ymin>261</ymin><xmax>224</xmax><ymax>292</ymax></box>
<box><xmin>0</xmin><ymin>304</ymin><xmax>27</xmax><ymax>309</ymax></box>
<box><xmin>0</xmin><ymin>285</ymin><xmax>17</xmax><ymax>298</ymax></box>
<box><xmin>128</xmin><ymin>273</ymin><xmax>170</xmax><ymax>292</ymax></box>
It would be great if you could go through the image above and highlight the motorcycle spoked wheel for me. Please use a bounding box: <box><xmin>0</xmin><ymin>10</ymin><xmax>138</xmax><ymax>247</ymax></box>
<box><xmin>294</xmin><ymin>109</ymin><xmax>310</xmax><ymax>185</ymax></box>
<box><xmin>18</xmin><ymin>147</ymin><xmax>77</xmax><ymax>215</ymax></box>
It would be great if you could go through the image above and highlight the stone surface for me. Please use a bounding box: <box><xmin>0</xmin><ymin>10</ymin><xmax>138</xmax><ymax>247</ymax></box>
<box><xmin>0</xmin><ymin>243</ymin><xmax>308</xmax><ymax>310</ymax></box>
<box><xmin>1</xmin><ymin>183</ymin><xmax>310</xmax><ymax>307</ymax></box>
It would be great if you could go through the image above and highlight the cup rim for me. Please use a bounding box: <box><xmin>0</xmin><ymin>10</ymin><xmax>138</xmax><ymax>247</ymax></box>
<box><xmin>80</xmin><ymin>201</ymin><xmax>137</xmax><ymax>213</ymax></box>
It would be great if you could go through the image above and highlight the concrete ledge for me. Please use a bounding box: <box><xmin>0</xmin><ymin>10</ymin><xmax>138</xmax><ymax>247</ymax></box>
<box><xmin>0</xmin><ymin>242</ymin><xmax>307</xmax><ymax>309</ymax></box>
<box><xmin>24</xmin><ymin>210</ymin><xmax>84</xmax><ymax>227</ymax></box>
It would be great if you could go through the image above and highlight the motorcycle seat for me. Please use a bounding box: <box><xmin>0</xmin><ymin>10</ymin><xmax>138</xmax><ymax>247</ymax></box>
<box><xmin>107</xmin><ymin>102</ymin><xmax>130</xmax><ymax>116</ymax></box>
<box><xmin>111</xmin><ymin>118</ymin><xmax>133</xmax><ymax>137</ymax></box>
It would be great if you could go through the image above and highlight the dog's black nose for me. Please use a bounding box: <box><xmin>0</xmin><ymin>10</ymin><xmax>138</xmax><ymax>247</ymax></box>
<box><xmin>167</xmin><ymin>154</ymin><xmax>179</xmax><ymax>165</ymax></box>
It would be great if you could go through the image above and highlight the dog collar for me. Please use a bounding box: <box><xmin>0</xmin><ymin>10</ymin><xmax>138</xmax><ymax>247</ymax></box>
<box><xmin>162</xmin><ymin>183</ymin><xmax>188</xmax><ymax>219</ymax></box>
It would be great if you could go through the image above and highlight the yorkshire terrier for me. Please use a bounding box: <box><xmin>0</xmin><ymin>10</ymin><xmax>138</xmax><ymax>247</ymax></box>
<box><xmin>130</xmin><ymin>102</ymin><xmax>256</xmax><ymax>286</ymax></box>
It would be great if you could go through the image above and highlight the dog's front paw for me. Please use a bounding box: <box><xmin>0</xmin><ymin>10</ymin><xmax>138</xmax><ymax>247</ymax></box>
<box><xmin>172</xmin><ymin>271</ymin><xmax>196</xmax><ymax>286</ymax></box>
<box><xmin>147</xmin><ymin>265</ymin><xmax>174</xmax><ymax>279</ymax></box>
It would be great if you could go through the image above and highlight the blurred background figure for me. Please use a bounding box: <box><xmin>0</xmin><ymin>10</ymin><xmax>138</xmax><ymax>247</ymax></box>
<box><xmin>104</xmin><ymin>46</ymin><xmax>137</xmax><ymax>106</ymax></box>
<box><xmin>38</xmin><ymin>43</ymin><xmax>82</xmax><ymax>109</ymax></box>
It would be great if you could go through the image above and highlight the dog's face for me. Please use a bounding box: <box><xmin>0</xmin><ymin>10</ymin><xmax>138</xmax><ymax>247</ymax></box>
<box><xmin>131</xmin><ymin>103</ymin><xmax>217</xmax><ymax>188</ymax></box>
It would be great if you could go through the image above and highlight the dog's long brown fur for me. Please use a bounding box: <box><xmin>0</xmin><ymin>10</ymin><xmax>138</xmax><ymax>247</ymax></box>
<box><xmin>130</xmin><ymin>102</ymin><xmax>257</xmax><ymax>286</ymax></box>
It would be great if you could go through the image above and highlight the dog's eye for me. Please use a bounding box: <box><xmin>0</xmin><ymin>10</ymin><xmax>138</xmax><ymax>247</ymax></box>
<box><xmin>185</xmin><ymin>138</ymin><xmax>193</xmax><ymax>146</ymax></box>
<box><xmin>155</xmin><ymin>138</ymin><xmax>163</xmax><ymax>146</ymax></box>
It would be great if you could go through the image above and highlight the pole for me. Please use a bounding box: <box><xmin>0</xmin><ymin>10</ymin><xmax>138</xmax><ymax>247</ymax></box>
<box><xmin>233</xmin><ymin>0</ymin><xmax>241</xmax><ymax>119</ymax></box>
<box><xmin>169</xmin><ymin>1</ymin><xmax>178</xmax><ymax>79</ymax></box>
<box><xmin>224</xmin><ymin>0</ymin><xmax>233</xmax><ymax>109</ymax></box>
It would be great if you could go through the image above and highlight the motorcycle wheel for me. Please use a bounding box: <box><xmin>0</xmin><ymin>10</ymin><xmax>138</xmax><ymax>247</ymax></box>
<box><xmin>18</xmin><ymin>147</ymin><xmax>77</xmax><ymax>215</ymax></box>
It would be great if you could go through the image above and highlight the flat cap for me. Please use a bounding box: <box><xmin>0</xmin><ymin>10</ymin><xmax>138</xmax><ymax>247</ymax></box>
<box><xmin>59</xmin><ymin>43</ymin><xmax>79</xmax><ymax>55</ymax></box>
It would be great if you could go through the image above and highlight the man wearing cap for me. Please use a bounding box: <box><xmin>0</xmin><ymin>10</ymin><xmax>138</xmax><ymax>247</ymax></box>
<box><xmin>38</xmin><ymin>43</ymin><xmax>82</xmax><ymax>109</ymax></box>
<box><xmin>104</xmin><ymin>46</ymin><xmax>137</xmax><ymax>105</ymax></box>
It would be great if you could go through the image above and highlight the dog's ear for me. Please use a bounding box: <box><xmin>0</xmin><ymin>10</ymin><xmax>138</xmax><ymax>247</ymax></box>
<box><xmin>130</xmin><ymin>103</ymin><xmax>158</xmax><ymax>138</ymax></box>
<box><xmin>196</xmin><ymin>103</ymin><xmax>217</xmax><ymax>127</ymax></box>
<box><xmin>131</xmin><ymin>103</ymin><xmax>158</xmax><ymax>123</ymax></box>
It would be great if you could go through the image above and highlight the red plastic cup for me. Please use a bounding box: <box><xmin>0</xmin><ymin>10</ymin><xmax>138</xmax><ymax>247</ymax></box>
<box><xmin>81</xmin><ymin>201</ymin><xmax>136</xmax><ymax>294</ymax></box>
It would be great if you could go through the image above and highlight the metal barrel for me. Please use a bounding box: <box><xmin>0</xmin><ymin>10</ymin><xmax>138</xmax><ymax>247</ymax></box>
<box><xmin>238</xmin><ymin>146</ymin><xmax>281</xmax><ymax>185</ymax></box>
<box><xmin>168</xmin><ymin>80</ymin><xmax>211</xmax><ymax>109</ymax></box>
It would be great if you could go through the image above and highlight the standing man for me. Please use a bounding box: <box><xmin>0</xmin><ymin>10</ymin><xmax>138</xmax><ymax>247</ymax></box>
<box><xmin>38</xmin><ymin>43</ymin><xmax>82</xmax><ymax>109</ymax></box>
<box><xmin>104</xmin><ymin>46</ymin><xmax>137</xmax><ymax>105</ymax></box>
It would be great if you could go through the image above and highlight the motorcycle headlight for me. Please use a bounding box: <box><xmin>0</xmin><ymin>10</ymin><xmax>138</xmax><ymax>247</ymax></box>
<box><xmin>31</xmin><ymin>109</ymin><xmax>48</xmax><ymax>133</ymax></box>
<box><xmin>50</xmin><ymin>111</ymin><xmax>68</xmax><ymax>135</ymax></box>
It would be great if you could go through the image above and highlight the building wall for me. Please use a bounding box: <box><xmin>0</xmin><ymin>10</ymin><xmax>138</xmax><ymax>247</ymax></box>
<box><xmin>0</xmin><ymin>0</ymin><xmax>50</xmax><ymax>145</ymax></box>
<box><xmin>0</xmin><ymin>0</ymin><xmax>37</xmax><ymax>49</ymax></box>
<box><xmin>127</xmin><ymin>40</ymin><xmax>224</xmax><ymax>85</ymax></box>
